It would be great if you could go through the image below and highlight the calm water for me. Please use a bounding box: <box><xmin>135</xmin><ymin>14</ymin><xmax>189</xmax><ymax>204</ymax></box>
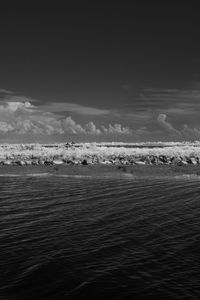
<box><xmin>1</xmin><ymin>174</ymin><xmax>200</xmax><ymax>299</ymax></box>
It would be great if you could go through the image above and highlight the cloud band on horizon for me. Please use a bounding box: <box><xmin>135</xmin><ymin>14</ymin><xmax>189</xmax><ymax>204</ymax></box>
<box><xmin>0</xmin><ymin>101</ymin><xmax>132</xmax><ymax>137</ymax></box>
<box><xmin>1</xmin><ymin>88</ymin><xmax>200</xmax><ymax>142</ymax></box>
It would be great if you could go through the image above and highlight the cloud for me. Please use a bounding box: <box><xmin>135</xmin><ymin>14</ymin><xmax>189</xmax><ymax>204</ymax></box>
<box><xmin>0</xmin><ymin>121</ymin><xmax>14</xmax><ymax>133</ymax></box>
<box><xmin>143</xmin><ymin>88</ymin><xmax>200</xmax><ymax>103</ymax></box>
<box><xmin>0</xmin><ymin>89</ymin><xmax>39</xmax><ymax>104</ymax></box>
<box><xmin>6</xmin><ymin>101</ymin><xmax>35</xmax><ymax>112</ymax></box>
<box><xmin>3</xmin><ymin>95</ymin><xmax>39</xmax><ymax>103</ymax></box>
<box><xmin>180</xmin><ymin>124</ymin><xmax>200</xmax><ymax>140</ymax></box>
<box><xmin>0</xmin><ymin>100</ymin><xmax>131</xmax><ymax>138</ymax></box>
<box><xmin>115</xmin><ymin>86</ymin><xmax>200</xmax><ymax>133</ymax></box>
<box><xmin>0</xmin><ymin>89</ymin><xmax>109</xmax><ymax>115</ymax></box>
<box><xmin>157</xmin><ymin>113</ymin><xmax>181</xmax><ymax>137</ymax></box>
<box><xmin>131</xmin><ymin>87</ymin><xmax>200</xmax><ymax>119</ymax></box>
<box><xmin>62</xmin><ymin>117</ymin><xmax>85</xmax><ymax>134</ymax></box>
<box><xmin>0</xmin><ymin>89</ymin><xmax>14</xmax><ymax>94</ymax></box>
<box><xmin>62</xmin><ymin>117</ymin><xmax>102</xmax><ymax>135</ymax></box>
<box><xmin>157</xmin><ymin>114</ymin><xmax>178</xmax><ymax>133</ymax></box>
<box><xmin>40</xmin><ymin>102</ymin><xmax>110</xmax><ymax>115</ymax></box>
<box><xmin>2</xmin><ymin>87</ymin><xmax>200</xmax><ymax>142</ymax></box>
<box><xmin>101</xmin><ymin>124</ymin><xmax>132</xmax><ymax>134</ymax></box>
<box><xmin>85</xmin><ymin>122</ymin><xmax>102</xmax><ymax>135</ymax></box>
<box><xmin>62</xmin><ymin>117</ymin><xmax>131</xmax><ymax>135</ymax></box>
<box><xmin>157</xmin><ymin>113</ymin><xmax>200</xmax><ymax>141</ymax></box>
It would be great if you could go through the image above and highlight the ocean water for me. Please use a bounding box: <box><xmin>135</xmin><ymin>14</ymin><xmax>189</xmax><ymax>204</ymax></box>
<box><xmin>1</xmin><ymin>174</ymin><xmax>200</xmax><ymax>299</ymax></box>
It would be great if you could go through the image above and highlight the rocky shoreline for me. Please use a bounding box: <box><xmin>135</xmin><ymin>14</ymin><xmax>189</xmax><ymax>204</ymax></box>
<box><xmin>0</xmin><ymin>154</ymin><xmax>200</xmax><ymax>167</ymax></box>
<box><xmin>1</xmin><ymin>143</ymin><xmax>200</xmax><ymax>167</ymax></box>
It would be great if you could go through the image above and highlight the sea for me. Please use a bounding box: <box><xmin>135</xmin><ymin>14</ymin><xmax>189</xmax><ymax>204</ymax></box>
<box><xmin>1</xmin><ymin>174</ymin><xmax>200</xmax><ymax>299</ymax></box>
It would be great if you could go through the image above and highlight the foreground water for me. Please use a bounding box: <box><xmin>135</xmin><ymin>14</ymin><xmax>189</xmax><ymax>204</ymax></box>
<box><xmin>1</xmin><ymin>175</ymin><xmax>200</xmax><ymax>299</ymax></box>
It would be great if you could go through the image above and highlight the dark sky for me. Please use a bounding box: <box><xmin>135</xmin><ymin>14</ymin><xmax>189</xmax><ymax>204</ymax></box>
<box><xmin>1</xmin><ymin>3</ymin><xmax>200</xmax><ymax>142</ymax></box>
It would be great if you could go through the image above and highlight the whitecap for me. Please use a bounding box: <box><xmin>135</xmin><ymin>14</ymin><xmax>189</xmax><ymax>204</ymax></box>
<box><xmin>26</xmin><ymin>173</ymin><xmax>51</xmax><ymax>177</ymax></box>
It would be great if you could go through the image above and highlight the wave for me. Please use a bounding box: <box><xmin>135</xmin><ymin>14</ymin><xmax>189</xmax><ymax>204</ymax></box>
<box><xmin>26</xmin><ymin>173</ymin><xmax>51</xmax><ymax>177</ymax></box>
<box><xmin>0</xmin><ymin>174</ymin><xmax>21</xmax><ymax>177</ymax></box>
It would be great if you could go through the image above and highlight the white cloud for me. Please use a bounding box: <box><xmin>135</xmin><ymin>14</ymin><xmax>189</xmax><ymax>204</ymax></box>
<box><xmin>1</xmin><ymin>96</ymin><xmax>200</xmax><ymax>142</ymax></box>
<box><xmin>40</xmin><ymin>102</ymin><xmax>110</xmax><ymax>115</ymax></box>
<box><xmin>157</xmin><ymin>113</ymin><xmax>200</xmax><ymax>141</ymax></box>
<box><xmin>14</xmin><ymin>119</ymin><xmax>44</xmax><ymax>135</ymax></box>
<box><xmin>157</xmin><ymin>113</ymin><xmax>180</xmax><ymax>135</ymax></box>
<box><xmin>0</xmin><ymin>100</ymin><xmax>131</xmax><ymax>138</ymax></box>
<box><xmin>7</xmin><ymin>101</ymin><xmax>35</xmax><ymax>112</ymax></box>
<box><xmin>181</xmin><ymin>124</ymin><xmax>200</xmax><ymax>140</ymax></box>
<box><xmin>0</xmin><ymin>101</ymin><xmax>36</xmax><ymax>118</ymax></box>
<box><xmin>62</xmin><ymin>117</ymin><xmax>86</xmax><ymax>134</ymax></box>
<box><xmin>101</xmin><ymin>124</ymin><xmax>132</xmax><ymax>135</ymax></box>
<box><xmin>85</xmin><ymin>122</ymin><xmax>102</xmax><ymax>135</ymax></box>
<box><xmin>0</xmin><ymin>121</ymin><xmax>14</xmax><ymax>133</ymax></box>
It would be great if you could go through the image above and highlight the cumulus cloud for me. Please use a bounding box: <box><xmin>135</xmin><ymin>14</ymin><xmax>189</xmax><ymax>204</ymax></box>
<box><xmin>1</xmin><ymin>91</ymin><xmax>200</xmax><ymax>142</ymax></box>
<box><xmin>157</xmin><ymin>113</ymin><xmax>174</xmax><ymax>131</ymax></box>
<box><xmin>62</xmin><ymin>117</ymin><xmax>131</xmax><ymax>135</ymax></box>
<box><xmin>0</xmin><ymin>121</ymin><xmax>14</xmax><ymax>133</ymax></box>
<box><xmin>180</xmin><ymin>124</ymin><xmax>200</xmax><ymax>140</ymax></box>
<box><xmin>101</xmin><ymin>124</ymin><xmax>132</xmax><ymax>134</ymax></box>
<box><xmin>157</xmin><ymin>113</ymin><xmax>200</xmax><ymax>141</ymax></box>
<box><xmin>0</xmin><ymin>100</ymin><xmax>131</xmax><ymax>138</ymax></box>
<box><xmin>85</xmin><ymin>122</ymin><xmax>102</xmax><ymax>135</ymax></box>
<box><xmin>62</xmin><ymin>117</ymin><xmax>85</xmax><ymax>134</ymax></box>
<box><xmin>157</xmin><ymin>113</ymin><xmax>180</xmax><ymax>135</ymax></box>
<box><xmin>133</xmin><ymin>87</ymin><xmax>200</xmax><ymax>125</ymax></box>
<box><xmin>7</xmin><ymin>101</ymin><xmax>35</xmax><ymax>112</ymax></box>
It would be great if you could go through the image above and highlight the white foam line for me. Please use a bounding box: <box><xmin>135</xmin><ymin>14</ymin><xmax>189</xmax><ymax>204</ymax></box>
<box><xmin>55</xmin><ymin>174</ymin><xmax>93</xmax><ymax>178</ymax></box>
<box><xmin>26</xmin><ymin>173</ymin><xmax>51</xmax><ymax>177</ymax></box>
<box><xmin>0</xmin><ymin>174</ymin><xmax>21</xmax><ymax>177</ymax></box>
<box><xmin>174</xmin><ymin>174</ymin><xmax>200</xmax><ymax>180</ymax></box>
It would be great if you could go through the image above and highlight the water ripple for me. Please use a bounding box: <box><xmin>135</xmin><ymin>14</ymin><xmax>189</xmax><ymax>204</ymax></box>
<box><xmin>1</xmin><ymin>177</ymin><xmax>200</xmax><ymax>299</ymax></box>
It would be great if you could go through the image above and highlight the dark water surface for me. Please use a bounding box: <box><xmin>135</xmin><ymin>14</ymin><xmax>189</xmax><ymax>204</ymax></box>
<box><xmin>1</xmin><ymin>175</ymin><xmax>200</xmax><ymax>299</ymax></box>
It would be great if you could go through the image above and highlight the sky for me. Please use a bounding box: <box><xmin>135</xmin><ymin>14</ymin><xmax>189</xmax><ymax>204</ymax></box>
<box><xmin>1</xmin><ymin>2</ymin><xmax>200</xmax><ymax>143</ymax></box>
